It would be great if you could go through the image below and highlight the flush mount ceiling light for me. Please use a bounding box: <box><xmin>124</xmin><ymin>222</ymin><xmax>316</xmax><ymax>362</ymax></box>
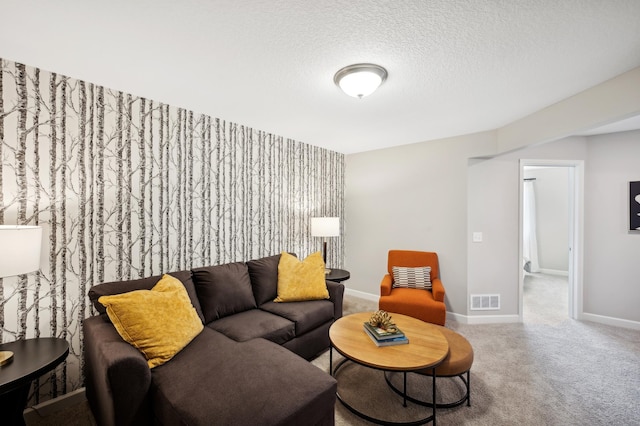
<box><xmin>334</xmin><ymin>63</ymin><xmax>387</xmax><ymax>99</ymax></box>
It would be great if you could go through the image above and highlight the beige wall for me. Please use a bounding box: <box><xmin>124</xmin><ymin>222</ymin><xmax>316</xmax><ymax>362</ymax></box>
<box><xmin>584</xmin><ymin>130</ymin><xmax>640</xmax><ymax>323</ymax></box>
<box><xmin>467</xmin><ymin>137</ymin><xmax>587</xmax><ymax>318</ymax></box>
<box><xmin>344</xmin><ymin>131</ymin><xmax>494</xmax><ymax>315</ymax></box>
<box><xmin>345</xmin><ymin>67</ymin><xmax>640</xmax><ymax>328</ymax></box>
<box><xmin>496</xmin><ymin>67</ymin><xmax>640</xmax><ymax>154</ymax></box>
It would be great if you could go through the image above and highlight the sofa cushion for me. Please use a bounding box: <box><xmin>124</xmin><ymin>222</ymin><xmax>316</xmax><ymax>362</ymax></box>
<box><xmin>98</xmin><ymin>275</ymin><xmax>204</xmax><ymax>368</ymax></box>
<box><xmin>275</xmin><ymin>251</ymin><xmax>329</xmax><ymax>302</ymax></box>
<box><xmin>260</xmin><ymin>300</ymin><xmax>334</xmax><ymax>335</ymax></box>
<box><xmin>192</xmin><ymin>262</ymin><xmax>257</xmax><ymax>323</ymax></box>
<box><xmin>207</xmin><ymin>309</ymin><xmax>295</xmax><ymax>344</ymax></box>
<box><xmin>88</xmin><ymin>270</ymin><xmax>205</xmax><ymax>323</ymax></box>
<box><xmin>150</xmin><ymin>328</ymin><xmax>337</xmax><ymax>426</ymax></box>
<box><xmin>246</xmin><ymin>253</ymin><xmax>282</xmax><ymax>306</ymax></box>
<box><xmin>282</xmin><ymin>322</ymin><xmax>332</xmax><ymax>361</ymax></box>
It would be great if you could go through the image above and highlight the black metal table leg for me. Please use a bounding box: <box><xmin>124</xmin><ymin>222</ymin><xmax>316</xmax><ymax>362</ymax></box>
<box><xmin>403</xmin><ymin>372</ymin><xmax>407</xmax><ymax>407</ymax></box>
<box><xmin>332</xmin><ymin>359</ymin><xmax>438</xmax><ymax>425</ymax></box>
<box><xmin>329</xmin><ymin>345</ymin><xmax>333</xmax><ymax>375</ymax></box>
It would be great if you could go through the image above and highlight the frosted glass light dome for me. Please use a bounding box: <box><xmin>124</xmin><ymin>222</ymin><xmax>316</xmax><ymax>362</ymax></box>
<box><xmin>334</xmin><ymin>64</ymin><xmax>387</xmax><ymax>99</ymax></box>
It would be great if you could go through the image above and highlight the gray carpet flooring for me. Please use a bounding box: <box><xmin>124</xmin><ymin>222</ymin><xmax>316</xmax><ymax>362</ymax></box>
<box><xmin>523</xmin><ymin>272</ymin><xmax>569</xmax><ymax>325</ymax></box>
<box><xmin>27</xmin><ymin>276</ymin><xmax>640</xmax><ymax>425</ymax></box>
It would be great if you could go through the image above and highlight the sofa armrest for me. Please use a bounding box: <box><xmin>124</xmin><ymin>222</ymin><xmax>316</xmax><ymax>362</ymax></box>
<box><xmin>431</xmin><ymin>277</ymin><xmax>445</xmax><ymax>302</ymax></box>
<box><xmin>380</xmin><ymin>274</ymin><xmax>393</xmax><ymax>296</ymax></box>
<box><xmin>326</xmin><ymin>280</ymin><xmax>345</xmax><ymax>319</ymax></box>
<box><xmin>83</xmin><ymin>316</ymin><xmax>152</xmax><ymax>426</ymax></box>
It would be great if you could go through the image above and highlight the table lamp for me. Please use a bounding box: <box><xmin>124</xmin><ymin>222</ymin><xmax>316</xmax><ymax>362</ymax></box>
<box><xmin>0</xmin><ymin>225</ymin><xmax>43</xmax><ymax>366</ymax></box>
<box><xmin>310</xmin><ymin>217</ymin><xmax>340</xmax><ymax>274</ymax></box>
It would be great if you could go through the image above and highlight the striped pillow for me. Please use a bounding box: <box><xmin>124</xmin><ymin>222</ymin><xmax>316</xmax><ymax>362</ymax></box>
<box><xmin>392</xmin><ymin>266</ymin><xmax>432</xmax><ymax>290</ymax></box>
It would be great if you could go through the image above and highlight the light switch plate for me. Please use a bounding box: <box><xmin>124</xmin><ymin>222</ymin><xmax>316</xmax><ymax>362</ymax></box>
<box><xmin>472</xmin><ymin>232</ymin><xmax>483</xmax><ymax>243</ymax></box>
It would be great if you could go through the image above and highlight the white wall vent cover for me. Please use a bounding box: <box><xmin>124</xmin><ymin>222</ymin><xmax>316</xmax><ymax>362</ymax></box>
<box><xmin>470</xmin><ymin>294</ymin><xmax>500</xmax><ymax>310</ymax></box>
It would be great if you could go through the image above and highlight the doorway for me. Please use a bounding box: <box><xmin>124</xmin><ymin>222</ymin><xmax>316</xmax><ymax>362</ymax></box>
<box><xmin>519</xmin><ymin>160</ymin><xmax>584</xmax><ymax>322</ymax></box>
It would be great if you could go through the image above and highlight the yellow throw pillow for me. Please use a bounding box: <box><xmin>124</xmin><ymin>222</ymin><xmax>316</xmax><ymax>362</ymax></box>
<box><xmin>274</xmin><ymin>251</ymin><xmax>329</xmax><ymax>302</ymax></box>
<box><xmin>98</xmin><ymin>274</ymin><xmax>204</xmax><ymax>368</ymax></box>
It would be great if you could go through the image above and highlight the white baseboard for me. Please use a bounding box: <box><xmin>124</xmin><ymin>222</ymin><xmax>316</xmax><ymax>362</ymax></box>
<box><xmin>344</xmin><ymin>288</ymin><xmax>378</xmax><ymax>302</ymax></box>
<box><xmin>23</xmin><ymin>387</ymin><xmax>87</xmax><ymax>421</ymax></box>
<box><xmin>448</xmin><ymin>311</ymin><xmax>520</xmax><ymax>325</ymax></box>
<box><xmin>344</xmin><ymin>289</ymin><xmax>640</xmax><ymax>329</ymax></box>
<box><xmin>346</xmin><ymin>291</ymin><xmax>522</xmax><ymax>325</ymax></box>
<box><xmin>580</xmin><ymin>312</ymin><xmax>640</xmax><ymax>330</ymax></box>
<box><xmin>538</xmin><ymin>268</ymin><xmax>569</xmax><ymax>276</ymax></box>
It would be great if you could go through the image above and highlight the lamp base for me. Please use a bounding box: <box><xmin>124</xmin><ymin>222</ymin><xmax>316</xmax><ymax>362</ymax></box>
<box><xmin>0</xmin><ymin>350</ymin><xmax>14</xmax><ymax>367</ymax></box>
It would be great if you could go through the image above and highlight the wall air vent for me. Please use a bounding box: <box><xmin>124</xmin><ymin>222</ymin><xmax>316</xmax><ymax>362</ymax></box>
<box><xmin>470</xmin><ymin>294</ymin><xmax>500</xmax><ymax>311</ymax></box>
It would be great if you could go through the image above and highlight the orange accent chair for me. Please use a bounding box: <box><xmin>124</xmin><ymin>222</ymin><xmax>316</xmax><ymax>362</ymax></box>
<box><xmin>379</xmin><ymin>250</ymin><xmax>446</xmax><ymax>326</ymax></box>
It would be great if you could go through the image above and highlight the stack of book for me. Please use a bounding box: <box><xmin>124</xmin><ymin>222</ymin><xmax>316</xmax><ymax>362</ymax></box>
<box><xmin>363</xmin><ymin>322</ymin><xmax>409</xmax><ymax>347</ymax></box>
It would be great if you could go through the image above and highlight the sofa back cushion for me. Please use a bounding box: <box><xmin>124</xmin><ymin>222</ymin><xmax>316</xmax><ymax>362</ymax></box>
<box><xmin>192</xmin><ymin>262</ymin><xmax>257</xmax><ymax>323</ymax></box>
<box><xmin>88</xmin><ymin>270</ymin><xmax>205</xmax><ymax>323</ymax></box>
<box><xmin>246</xmin><ymin>254</ymin><xmax>282</xmax><ymax>305</ymax></box>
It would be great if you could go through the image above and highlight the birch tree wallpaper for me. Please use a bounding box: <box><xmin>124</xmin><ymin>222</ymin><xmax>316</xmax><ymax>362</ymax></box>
<box><xmin>0</xmin><ymin>57</ymin><xmax>344</xmax><ymax>402</ymax></box>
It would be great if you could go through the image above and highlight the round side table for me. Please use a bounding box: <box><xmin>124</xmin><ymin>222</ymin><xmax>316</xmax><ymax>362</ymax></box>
<box><xmin>325</xmin><ymin>268</ymin><xmax>350</xmax><ymax>283</ymax></box>
<box><xmin>0</xmin><ymin>338</ymin><xmax>69</xmax><ymax>426</ymax></box>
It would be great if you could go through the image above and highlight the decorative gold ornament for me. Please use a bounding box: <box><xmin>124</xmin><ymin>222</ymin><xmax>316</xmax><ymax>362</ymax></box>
<box><xmin>0</xmin><ymin>350</ymin><xmax>14</xmax><ymax>367</ymax></box>
<box><xmin>368</xmin><ymin>310</ymin><xmax>398</xmax><ymax>332</ymax></box>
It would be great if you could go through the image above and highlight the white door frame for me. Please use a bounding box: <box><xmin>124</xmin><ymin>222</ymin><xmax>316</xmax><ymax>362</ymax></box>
<box><xmin>518</xmin><ymin>159</ymin><xmax>584</xmax><ymax>321</ymax></box>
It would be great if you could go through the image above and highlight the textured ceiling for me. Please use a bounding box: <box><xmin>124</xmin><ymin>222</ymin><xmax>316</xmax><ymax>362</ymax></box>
<box><xmin>1</xmin><ymin>0</ymin><xmax>640</xmax><ymax>154</ymax></box>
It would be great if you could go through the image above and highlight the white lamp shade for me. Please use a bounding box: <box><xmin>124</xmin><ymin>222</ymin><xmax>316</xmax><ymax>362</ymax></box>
<box><xmin>0</xmin><ymin>225</ymin><xmax>43</xmax><ymax>278</ymax></box>
<box><xmin>311</xmin><ymin>217</ymin><xmax>340</xmax><ymax>237</ymax></box>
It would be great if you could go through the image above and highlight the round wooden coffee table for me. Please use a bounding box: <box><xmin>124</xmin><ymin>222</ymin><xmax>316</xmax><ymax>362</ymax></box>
<box><xmin>329</xmin><ymin>312</ymin><xmax>449</xmax><ymax>425</ymax></box>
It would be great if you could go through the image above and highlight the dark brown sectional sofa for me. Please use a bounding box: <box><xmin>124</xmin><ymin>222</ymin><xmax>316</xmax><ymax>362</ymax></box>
<box><xmin>83</xmin><ymin>253</ymin><xmax>344</xmax><ymax>426</ymax></box>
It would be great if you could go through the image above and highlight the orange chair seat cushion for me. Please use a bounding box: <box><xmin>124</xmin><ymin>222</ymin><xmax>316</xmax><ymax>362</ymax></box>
<box><xmin>379</xmin><ymin>287</ymin><xmax>446</xmax><ymax>325</ymax></box>
<box><xmin>417</xmin><ymin>326</ymin><xmax>474</xmax><ymax>377</ymax></box>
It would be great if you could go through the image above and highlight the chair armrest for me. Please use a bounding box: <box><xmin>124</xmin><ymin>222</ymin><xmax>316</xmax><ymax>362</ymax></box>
<box><xmin>431</xmin><ymin>278</ymin><xmax>445</xmax><ymax>302</ymax></box>
<box><xmin>83</xmin><ymin>316</ymin><xmax>152</xmax><ymax>426</ymax></box>
<box><xmin>326</xmin><ymin>280</ymin><xmax>345</xmax><ymax>319</ymax></box>
<box><xmin>380</xmin><ymin>274</ymin><xmax>393</xmax><ymax>296</ymax></box>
